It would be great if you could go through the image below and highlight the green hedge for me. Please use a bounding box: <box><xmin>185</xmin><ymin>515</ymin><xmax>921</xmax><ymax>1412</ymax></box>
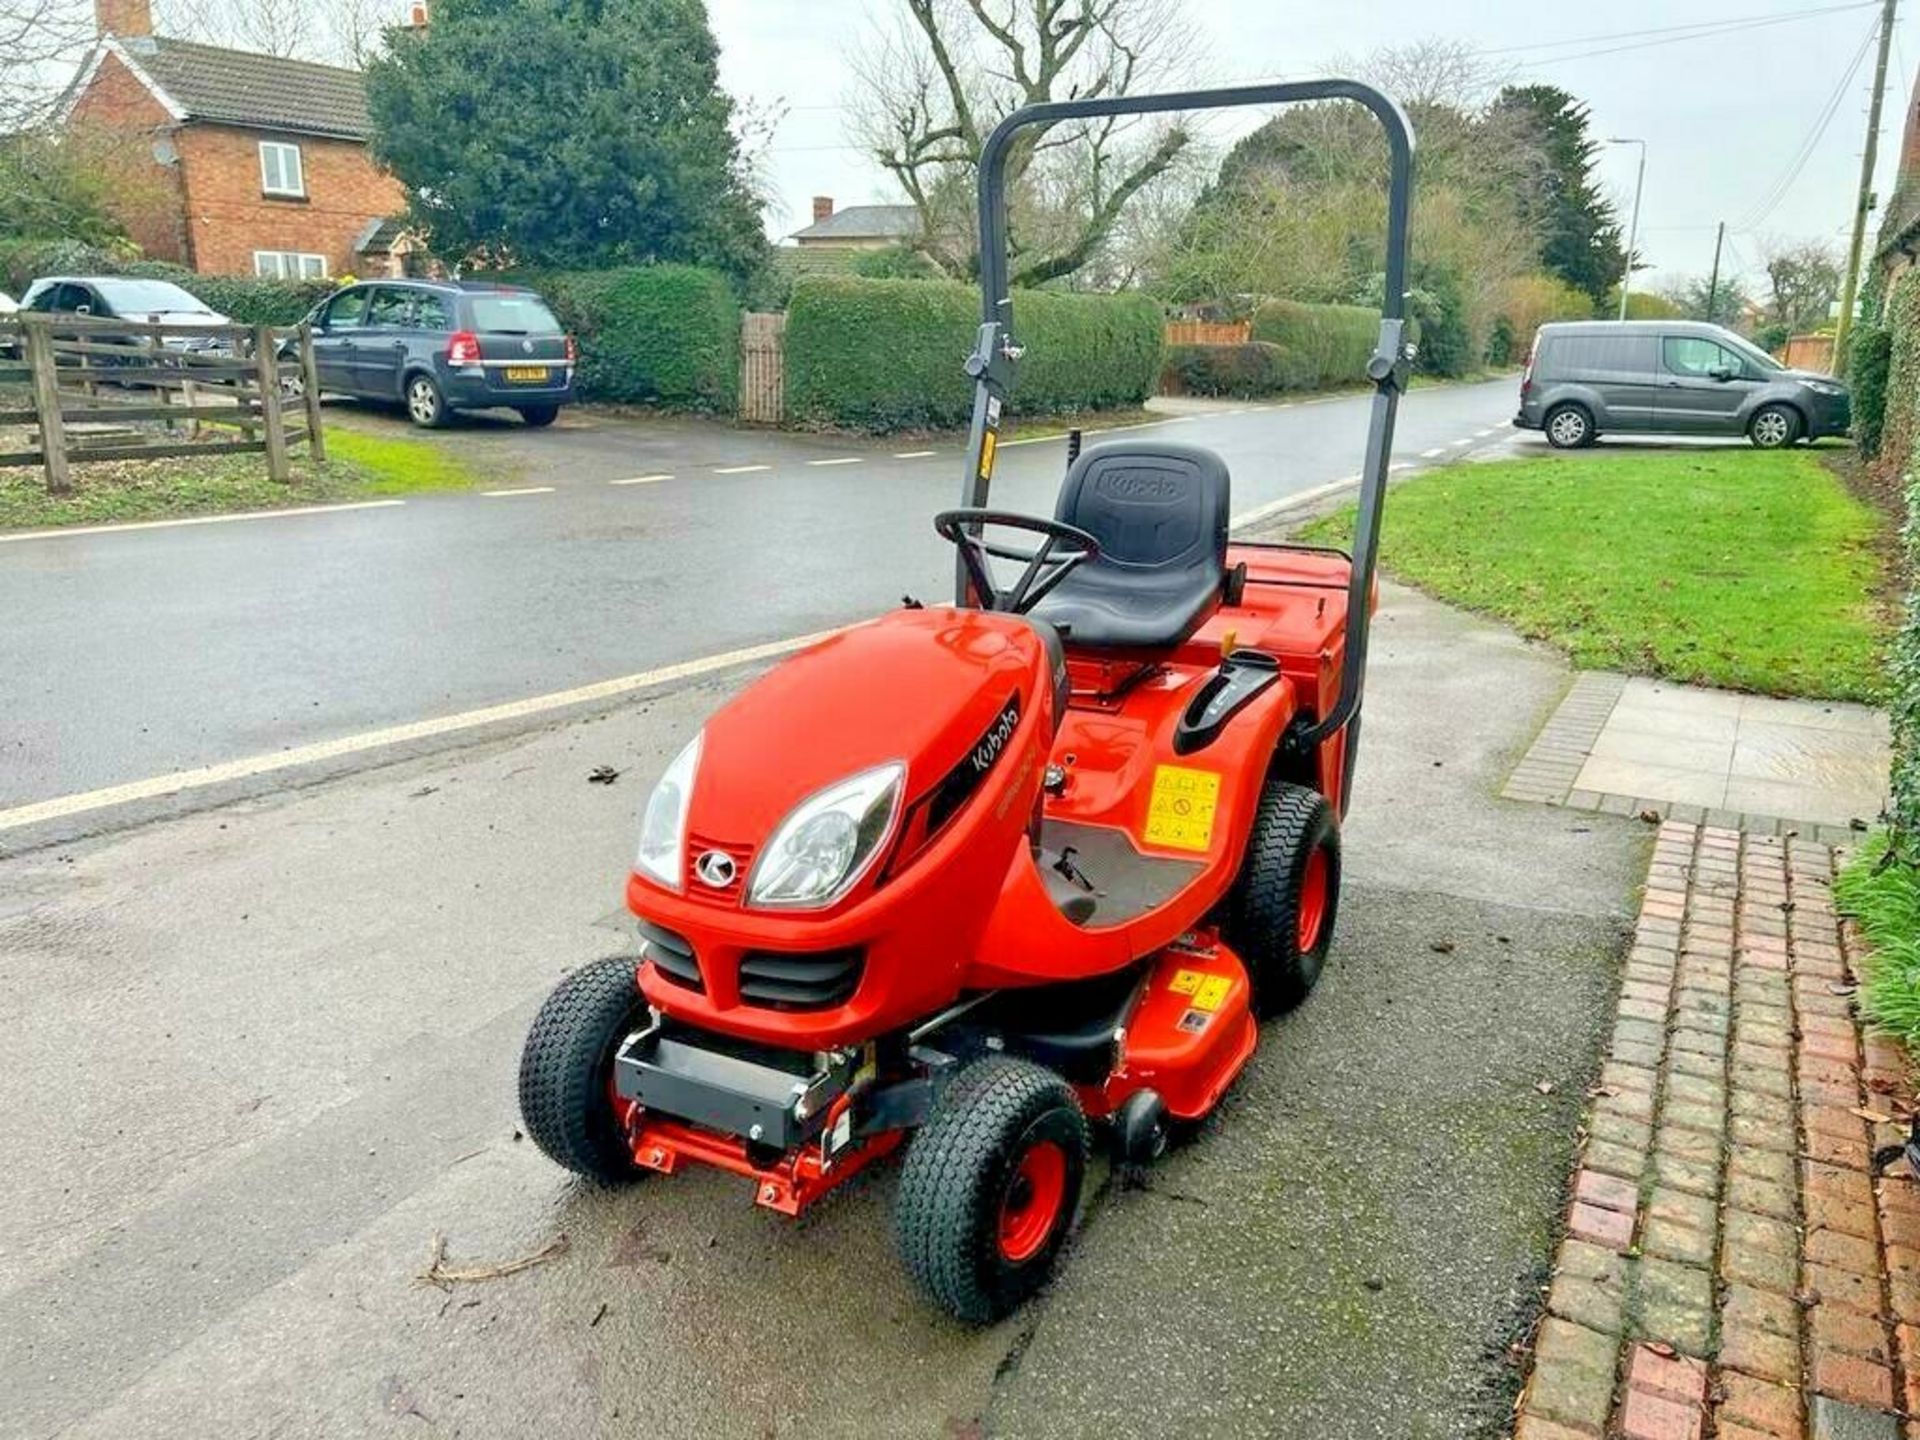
<box><xmin>505</xmin><ymin>265</ymin><xmax>739</xmax><ymax>410</ymax></box>
<box><xmin>1165</xmin><ymin>341</ymin><xmax>1308</xmax><ymax>397</ymax></box>
<box><xmin>784</xmin><ymin>276</ymin><xmax>1163</xmax><ymax>431</ymax></box>
<box><xmin>1852</xmin><ymin>320</ymin><xmax>1894</xmax><ymax>457</ymax></box>
<box><xmin>1250</xmin><ymin>299</ymin><xmax>1378</xmax><ymax>387</ymax></box>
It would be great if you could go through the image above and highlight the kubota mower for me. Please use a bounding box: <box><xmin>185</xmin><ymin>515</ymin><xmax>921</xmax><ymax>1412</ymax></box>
<box><xmin>519</xmin><ymin>79</ymin><xmax>1415</xmax><ymax>1323</ymax></box>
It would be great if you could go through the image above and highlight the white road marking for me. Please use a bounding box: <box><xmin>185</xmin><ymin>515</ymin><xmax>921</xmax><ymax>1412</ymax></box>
<box><xmin>0</xmin><ymin>499</ymin><xmax>405</xmax><ymax>545</ymax></box>
<box><xmin>893</xmin><ymin>450</ymin><xmax>937</xmax><ymax>459</ymax></box>
<box><xmin>482</xmin><ymin>486</ymin><xmax>555</xmax><ymax>497</ymax></box>
<box><xmin>807</xmin><ymin>457</ymin><xmax>863</xmax><ymax>466</ymax></box>
<box><xmin>714</xmin><ymin>463</ymin><xmax>771</xmax><ymax>474</ymax></box>
<box><xmin>609</xmin><ymin>473</ymin><xmax>671</xmax><ymax>486</ymax></box>
<box><xmin>1420</xmin><ymin>447</ymin><xmax>1446</xmax><ymax>459</ymax></box>
<box><xmin>1450</xmin><ymin>438</ymin><xmax>1472</xmax><ymax>448</ymax></box>
<box><xmin>1229</xmin><ymin>475</ymin><xmax>1360</xmax><ymax>530</ymax></box>
<box><xmin>1476</xmin><ymin>428</ymin><xmax>1499</xmax><ymax>438</ymax></box>
<box><xmin>1390</xmin><ymin>462</ymin><xmax>1414</xmax><ymax>472</ymax></box>
<box><xmin>0</xmin><ymin>630</ymin><xmax>843</xmax><ymax>834</ymax></box>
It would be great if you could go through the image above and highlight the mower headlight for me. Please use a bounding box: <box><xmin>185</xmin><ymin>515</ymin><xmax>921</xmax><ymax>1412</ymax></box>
<box><xmin>635</xmin><ymin>731</ymin><xmax>702</xmax><ymax>890</ymax></box>
<box><xmin>748</xmin><ymin>761</ymin><xmax>905</xmax><ymax>910</ymax></box>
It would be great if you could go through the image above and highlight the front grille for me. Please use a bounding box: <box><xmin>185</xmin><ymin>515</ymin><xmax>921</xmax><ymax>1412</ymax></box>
<box><xmin>685</xmin><ymin>832</ymin><xmax>754</xmax><ymax>904</ymax></box>
<box><xmin>738</xmin><ymin>949</ymin><xmax>864</xmax><ymax>1011</ymax></box>
<box><xmin>637</xmin><ymin>918</ymin><xmax>703</xmax><ymax>993</ymax></box>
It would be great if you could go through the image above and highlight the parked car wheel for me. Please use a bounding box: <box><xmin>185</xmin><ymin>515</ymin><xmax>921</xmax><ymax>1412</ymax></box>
<box><xmin>518</xmin><ymin>404</ymin><xmax>560</xmax><ymax>428</ymax></box>
<box><xmin>1748</xmin><ymin>403</ymin><xmax>1801</xmax><ymax>450</ymax></box>
<box><xmin>405</xmin><ymin>372</ymin><xmax>449</xmax><ymax>428</ymax></box>
<box><xmin>1544</xmin><ymin>403</ymin><xmax>1595</xmax><ymax>449</ymax></box>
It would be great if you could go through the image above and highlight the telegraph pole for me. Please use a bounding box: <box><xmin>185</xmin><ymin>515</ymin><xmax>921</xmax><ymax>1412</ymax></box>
<box><xmin>1706</xmin><ymin>221</ymin><xmax>1726</xmax><ymax>321</ymax></box>
<box><xmin>1835</xmin><ymin>0</ymin><xmax>1898</xmax><ymax>377</ymax></box>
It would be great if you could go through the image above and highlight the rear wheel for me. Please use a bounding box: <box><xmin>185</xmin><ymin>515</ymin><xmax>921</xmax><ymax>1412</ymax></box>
<box><xmin>895</xmin><ymin>1057</ymin><xmax>1088</xmax><ymax>1323</ymax></box>
<box><xmin>1544</xmin><ymin>403</ymin><xmax>1594</xmax><ymax>449</ymax></box>
<box><xmin>1222</xmin><ymin>780</ymin><xmax>1341</xmax><ymax>1015</ymax></box>
<box><xmin>518</xmin><ymin>955</ymin><xmax>647</xmax><ymax>1184</ymax></box>
<box><xmin>405</xmin><ymin>371</ymin><xmax>448</xmax><ymax>428</ymax></box>
<box><xmin>518</xmin><ymin>404</ymin><xmax>560</xmax><ymax>428</ymax></box>
<box><xmin>1749</xmin><ymin>403</ymin><xmax>1800</xmax><ymax>449</ymax></box>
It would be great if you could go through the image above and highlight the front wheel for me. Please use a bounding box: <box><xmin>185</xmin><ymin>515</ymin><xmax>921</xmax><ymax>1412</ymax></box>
<box><xmin>405</xmin><ymin>372</ymin><xmax>449</xmax><ymax>428</ymax></box>
<box><xmin>895</xmin><ymin>1058</ymin><xmax>1089</xmax><ymax>1323</ymax></box>
<box><xmin>1222</xmin><ymin>780</ymin><xmax>1341</xmax><ymax>1015</ymax></box>
<box><xmin>1749</xmin><ymin>403</ymin><xmax>1801</xmax><ymax>449</ymax></box>
<box><xmin>518</xmin><ymin>956</ymin><xmax>648</xmax><ymax>1184</ymax></box>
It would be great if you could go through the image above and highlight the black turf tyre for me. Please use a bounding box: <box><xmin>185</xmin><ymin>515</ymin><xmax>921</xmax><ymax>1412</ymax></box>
<box><xmin>1543</xmin><ymin>402</ymin><xmax>1594</xmax><ymax>449</ymax></box>
<box><xmin>1222</xmin><ymin>779</ymin><xmax>1341</xmax><ymax>1015</ymax></box>
<box><xmin>895</xmin><ymin>1057</ymin><xmax>1089</xmax><ymax>1324</ymax></box>
<box><xmin>1748</xmin><ymin>403</ymin><xmax>1801</xmax><ymax>450</ymax></box>
<box><xmin>518</xmin><ymin>404</ymin><xmax>560</xmax><ymax>428</ymax></box>
<box><xmin>517</xmin><ymin>955</ymin><xmax>648</xmax><ymax>1184</ymax></box>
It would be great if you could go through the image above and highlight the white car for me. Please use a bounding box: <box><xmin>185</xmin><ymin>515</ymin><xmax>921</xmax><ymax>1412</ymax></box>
<box><xmin>19</xmin><ymin>276</ymin><xmax>232</xmax><ymax>352</ymax></box>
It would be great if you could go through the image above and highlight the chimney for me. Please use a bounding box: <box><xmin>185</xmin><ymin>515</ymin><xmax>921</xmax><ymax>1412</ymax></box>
<box><xmin>812</xmin><ymin>196</ymin><xmax>834</xmax><ymax>224</ymax></box>
<box><xmin>406</xmin><ymin>1</ymin><xmax>428</xmax><ymax>27</ymax></box>
<box><xmin>95</xmin><ymin>0</ymin><xmax>153</xmax><ymax>36</ymax></box>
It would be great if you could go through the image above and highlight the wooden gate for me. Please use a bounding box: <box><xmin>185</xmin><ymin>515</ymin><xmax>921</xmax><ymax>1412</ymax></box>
<box><xmin>739</xmin><ymin>311</ymin><xmax>786</xmax><ymax>424</ymax></box>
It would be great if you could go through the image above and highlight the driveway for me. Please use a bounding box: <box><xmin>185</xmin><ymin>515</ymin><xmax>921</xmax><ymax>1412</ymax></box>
<box><xmin>0</xmin><ymin>573</ymin><xmax>1640</xmax><ymax>1438</ymax></box>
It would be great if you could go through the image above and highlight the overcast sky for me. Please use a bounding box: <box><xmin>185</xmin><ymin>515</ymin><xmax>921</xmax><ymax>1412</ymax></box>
<box><xmin>708</xmin><ymin>0</ymin><xmax>1917</xmax><ymax>290</ymax></box>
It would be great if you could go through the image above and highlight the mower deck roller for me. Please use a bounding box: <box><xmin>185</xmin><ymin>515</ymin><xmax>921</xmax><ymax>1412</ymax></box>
<box><xmin>518</xmin><ymin>78</ymin><xmax>1414</xmax><ymax>1323</ymax></box>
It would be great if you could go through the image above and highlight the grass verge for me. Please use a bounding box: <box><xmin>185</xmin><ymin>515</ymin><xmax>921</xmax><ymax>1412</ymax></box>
<box><xmin>0</xmin><ymin>420</ymin><xmax>485</xmax><ymax>530</ymax></box>
<box><xmin>1837</xmin><ymin>832</ymin><xmax>1920</xmax><ymax>1048</ymax></box>
<box><xmin>1302</xmin><ymin>447</ymin><xmax>1888</xmax><ymax>702</ymax></box>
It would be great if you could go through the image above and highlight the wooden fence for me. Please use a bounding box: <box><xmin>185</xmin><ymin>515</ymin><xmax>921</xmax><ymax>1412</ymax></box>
<box><xmin>739</xmin><ymin>311</ymin><xmax>786</xmax><ymax>424</ymax></box>
<box><xmin>1164</xmin><ymin>319</ymin><xmax>1251</xmax><ymax>346</ymax></box>
<box><xmin>0</xmin><ymin>314</ymin><xmax>323</xmax><ymax>495</ymax></box>
<box><xmin>1781</xmin><ymin>333</ymin><xmax>1836</xmax><ymax>376</ymax></box>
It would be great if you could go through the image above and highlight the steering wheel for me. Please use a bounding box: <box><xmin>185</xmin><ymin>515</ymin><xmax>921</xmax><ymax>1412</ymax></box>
<box><xmin>933</xmin><ymin>508</ymin><xmax>1101</xmax><ymax>615</ymax></box>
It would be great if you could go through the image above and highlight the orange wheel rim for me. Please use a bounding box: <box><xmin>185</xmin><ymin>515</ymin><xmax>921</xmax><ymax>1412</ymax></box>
<box><xmin>998</xmin><ymin>1140</ymin><xmax>1068</xmax><ymax>1263</ymax></box>
<box><xmin>1297</xmin><ymin>847</ymin><xmax>1330</xmax><ymax>953</ymax></box>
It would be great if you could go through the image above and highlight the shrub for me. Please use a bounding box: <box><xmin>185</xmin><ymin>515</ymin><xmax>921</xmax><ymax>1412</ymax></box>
<box><xmin>1852</xmin><ymin>320</ymin><xmax>1894</xmax><ymax>457</ymax></box>
<box><xmin>1165</xmin><ymin>341</ymin><xmax>1308</xmax><ymax>397</ymax></box>
<box><xmin>783</xmin><ymin>277</ymin><xmax>1163</xmax><ymax>430</ymax></box>
<box><xmin>519</xmin><ymin>265</ymin><xmax>740</xmax><ymax>409</ymax></box>
<box><xmin>1493</xmin><ymin>273</ymin><xmax>1593</xmax><ymax>365</ymax></box>
<box><xmin>1879</xmin><ymin>269</ymin><xmax>1920</xmax><ymax>479</ymax></box>
<box><xmin>1250</xmin><ymin>299</ymin><xmax>1377</xmax><ymax>388</ymax></box>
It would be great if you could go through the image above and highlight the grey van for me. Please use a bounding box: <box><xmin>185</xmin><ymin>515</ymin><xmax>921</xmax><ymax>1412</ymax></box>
<box><xmin>1515</xmin><ymin>320</ymin><xmax>1850</xmax><ymax>450</ymax></box>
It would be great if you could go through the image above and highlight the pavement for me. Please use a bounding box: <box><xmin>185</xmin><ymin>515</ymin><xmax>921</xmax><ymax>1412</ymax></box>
<box><xmin>0</xmin><ymin>377</ymin><xmax>1519</xmax><ymax>816</ymax></box>
<box><xmin>0</xmin><ymin>572</ymin><xmax>1645</xmax><ymax>1439</ymax></box>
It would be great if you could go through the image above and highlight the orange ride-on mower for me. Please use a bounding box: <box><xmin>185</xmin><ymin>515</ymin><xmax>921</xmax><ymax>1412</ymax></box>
<box><xmin>519</xmin><ymin>79</ymin><xmax>1416</xmax><ymax>1323</ymax></box>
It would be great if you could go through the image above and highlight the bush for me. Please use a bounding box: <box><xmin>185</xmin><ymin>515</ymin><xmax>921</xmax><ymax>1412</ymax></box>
<box><xmin>1165</xmin><ymin>341</ymin><xmax>1309</xmax><ymax>397</ymax></box>
<box><xmin>1250</xmin><ymin>299</ymin><xmax>1377</xmax><ymax>387</ymax></box>
<box><xmin>1879</xmin><ymin>269</ymin><xmax>1920</xmax><ymax>480</ymax></box>
<box><xmin>515</xmin><ymin>265</ymin><xmax>740</xmax><ymax>409</ymax></box>
<box><xmin>784</xmin><ymin>277</ymin><xmax>1163</xmax><ymax>430</ymax></box>
<box><xmin>1492</xmin><ymin>274</ymin><xmax>1593</xmax><ymax>366</ymax></box>
<box><xmin>1852</xmin><ymin>320</ymin><xmax>1894</xmax><ymax>457</ymax></box>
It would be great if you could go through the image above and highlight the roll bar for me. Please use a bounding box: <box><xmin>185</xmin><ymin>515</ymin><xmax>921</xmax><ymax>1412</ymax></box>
<box><xmin>956</xmin><ymin>78</ymin><xmax>1415</xmax><ymax>755</ymax></box>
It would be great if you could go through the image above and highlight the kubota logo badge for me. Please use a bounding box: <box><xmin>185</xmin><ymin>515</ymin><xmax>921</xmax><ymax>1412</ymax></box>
<box><xmin>694</xmin><ymin>850</ymin><xmax>737</xmax><ymax>887</ymax></box>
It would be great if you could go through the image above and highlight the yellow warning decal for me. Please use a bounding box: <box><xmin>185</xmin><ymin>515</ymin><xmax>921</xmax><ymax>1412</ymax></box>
<box><xmin>1143</xmin><ymin>764</ymin><xmax>1221</xmax><ymax>852</ymax></box>
<box><xmin>978</xmin><ymin>430</ymin><xmax>998</xmax><ymax>480</ymax></box>
<box><xmin>1191</xmin><ymin>974</ymin><xmax>1232</xmax><ymax>1013</ymax></box>
<box><xmin>1169</xmin><ymin>968</ymin><xmax>1204</xmax><ymax>996</ymax></box>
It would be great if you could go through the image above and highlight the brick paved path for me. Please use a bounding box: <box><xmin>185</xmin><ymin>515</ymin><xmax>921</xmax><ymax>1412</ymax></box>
<box><xmin>1517</xmin><ymin>821</ymin><xmax>1916</xmax><ymax>1440</ymax></box>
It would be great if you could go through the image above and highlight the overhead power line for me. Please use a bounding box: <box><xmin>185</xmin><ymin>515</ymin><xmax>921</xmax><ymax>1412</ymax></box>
<box><xmin>1733</xmin><ymin>11</ymin><xmax>1880</xmax><ymax>230</ymax></box>
<box><xmin>1479</xmin><ymin>1</ymin><xmax>1877</xmax><ymax>60</ymax></box>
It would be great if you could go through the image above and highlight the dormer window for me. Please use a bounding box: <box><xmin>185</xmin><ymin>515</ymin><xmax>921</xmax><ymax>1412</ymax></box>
<box><xmin>259</xmin><ymin>141</ymin><xmax>305</xmax><ymax>198</ymax></box>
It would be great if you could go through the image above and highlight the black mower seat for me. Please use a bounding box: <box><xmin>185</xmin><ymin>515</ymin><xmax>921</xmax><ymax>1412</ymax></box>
<box><xmin>1031</xmin><ymin>442</ymin><xmax>1230</xmax><ymax>651</ymax></box>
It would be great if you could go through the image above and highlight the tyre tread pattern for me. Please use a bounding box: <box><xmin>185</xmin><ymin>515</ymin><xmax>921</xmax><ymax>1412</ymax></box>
<box><xmin>1223</xmin><ymin>779</ymin><xmax>1339</xmax><ymax>1014</ymax></box>
<box><xmin>517</xmin><ymin>955</ymin><xmax>646</xmax><ymax>1184</ymax></box>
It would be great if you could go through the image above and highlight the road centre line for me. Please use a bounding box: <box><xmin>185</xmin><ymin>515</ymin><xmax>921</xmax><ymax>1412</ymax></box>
<box><xmin>1420</xmin><ymin>447</ymin><xmax>1446</xmax><ymax>458</ymax></box>
<box><xmin>0</xmin><ymin>630</ymin><xmax>843</xmax><ymax>834</ymax></box>
<box><xmin>0</xmin><ymin>499</ymin><xmax>405</xmax><ymax>544</ymax></box>
<box><xmin>1450</xmin><ymin>438</ymin><xmax>1472</xmax><ymax>447</ymax></box>
<box><xmin>714</xmin><ymin>463</ymin><xmax>771</xmax><ymax>474</ymax></box>
<box><xmin>807</xmin><ymin>457</ymin><xmax>863</xmax><ymax>466</ymax></box>
<box><xmin>482</xmin><ymin>486</ymin><xmax>555</xmax><ymax>497</ymax></box>
<box><xmin>610</xmin><ymin>473</ymin><xmax>672</xmax><ymax>486</ymax></box>
<box><xmin>894</xmin><ymin>450</ymin><xmax>937</xmax><ymax>459</ymax></box>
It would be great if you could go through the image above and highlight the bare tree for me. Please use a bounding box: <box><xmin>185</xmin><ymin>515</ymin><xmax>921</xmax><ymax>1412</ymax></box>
<box><xmin>158</xmin><ymin>0</ymin><xmax>403</xmax><ymax>66</ymax></box>
<box><xmin>0</xmin><ymin>0</ymin><xmax>97</xmax><ymax>129</ymax></box>
<box><xmin>848</xmin><ymin>0</ymin><xmax>1197</xmax><ymax>287</ymax></box>
<box><xmin>1757</xmin><ymin>237</ymin><xmax>1842</xmax><ymax>334</ymax></box>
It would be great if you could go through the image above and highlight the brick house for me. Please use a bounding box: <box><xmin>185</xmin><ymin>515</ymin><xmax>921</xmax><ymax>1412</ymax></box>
<box><xmin>788</xmin><ymin>197</ymin><xmax>919</xmax><ymax>251</ymax></box>
<box><xmin>60</xmin><ymin>0</ymin><xmax>410</xmax><ymax>279</ymax></box>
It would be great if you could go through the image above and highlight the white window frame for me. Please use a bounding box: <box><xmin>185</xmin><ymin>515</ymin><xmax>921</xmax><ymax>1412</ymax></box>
<box><xmin>253</xmin><ymin>250</ymin><xmax>328</xmax><ymax>280</ymax></box>
<box><xmin>258</xmin><ymin>140</ymin><xmax>305</xmax><ymax>198</ymax></box>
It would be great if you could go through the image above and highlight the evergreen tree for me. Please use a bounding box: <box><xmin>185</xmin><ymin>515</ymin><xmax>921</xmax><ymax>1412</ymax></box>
<box><xmin>1490</xmin><ymin>85</ymin><xmax>1625</xmax><ymax>308</ymax></box>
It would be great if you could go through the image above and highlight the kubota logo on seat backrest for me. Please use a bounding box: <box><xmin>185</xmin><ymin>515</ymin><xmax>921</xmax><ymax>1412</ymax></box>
<box><xmin>1098</xmin><ymin>468</ymin><xmax>1180</xmax><ymax>499</ymax></box>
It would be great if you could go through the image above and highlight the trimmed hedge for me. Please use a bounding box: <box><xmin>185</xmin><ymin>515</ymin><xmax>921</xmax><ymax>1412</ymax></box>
<box><xmin>511</xmin><ymin>265</ymin><xmax>739</xmax><ymax>409</ymax></box>
<box><xmin>1165</xmin><ymin>341</ymin><xmax>1308</xmax><ymax>397</ymax></box>
<box><xmin>1851</xmin><ymin>320</ymin><xmax>1894</xmax><ymax>457</ymax></box>
<box><xmin>1880</xmin><ymin>268</ymin><xmax>1920</xmax><ymax>482</ymax></box>
<box><xmin>784</xmin><ymin>276</ymin><xmax>1163</xmax><ymax>431</ymax></box>
<box><xmin>1250</xmin><ymin>300</ymin><xmax>1377</xmax><ymax>388</ymax></box>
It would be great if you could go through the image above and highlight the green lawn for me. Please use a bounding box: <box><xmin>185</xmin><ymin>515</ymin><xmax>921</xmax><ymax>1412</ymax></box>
<box><xmin>0</xmin><ymin>420</ymin><xmax>486</xmax><ymax>529</ymax></box>
<box><xmin>1303</xmin><ymin>448</ymin><xmax>1887</xmax><ymax>702</ymax></box>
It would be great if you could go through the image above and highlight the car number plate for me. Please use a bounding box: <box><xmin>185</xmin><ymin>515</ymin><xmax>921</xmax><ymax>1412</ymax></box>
<box><xmin>504</xmin><ymin>366</ymin><xmax>550</xmax><ymax>383</ymax></box>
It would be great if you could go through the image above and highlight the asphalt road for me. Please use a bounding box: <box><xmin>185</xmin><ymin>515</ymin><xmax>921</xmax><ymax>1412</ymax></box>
<box><xmin>0</xmin><ymin>578</ymin><xmax>1639</xmax><ymax>1439</ymax></box>
<box><xmin>0</xmin><ymin>378</ymin><xmax>1519</xmax><ymax>810</ymax></box>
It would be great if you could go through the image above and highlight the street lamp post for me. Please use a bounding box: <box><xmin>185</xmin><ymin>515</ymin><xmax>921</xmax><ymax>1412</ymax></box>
<box><xmin>1607</xmin><ymin>137</ymin><xmax>1647</xmax><ymax>322</ymax></box>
